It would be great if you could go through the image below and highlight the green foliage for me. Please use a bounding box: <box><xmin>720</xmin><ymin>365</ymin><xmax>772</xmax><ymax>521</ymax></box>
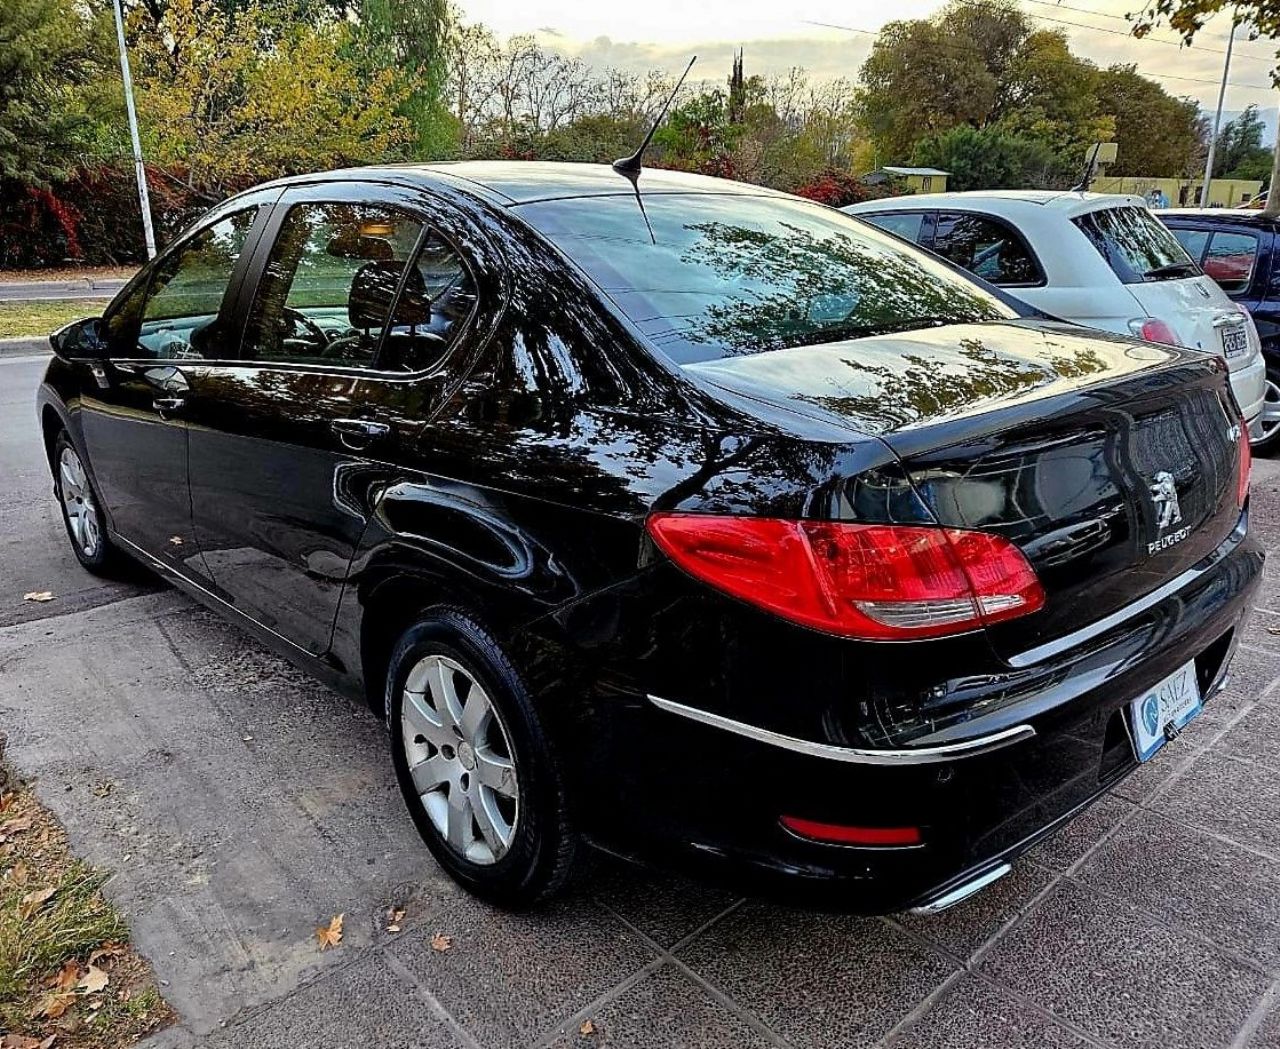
<box><xmin>1214</xmin><ymin>104</ymin><xmax>1274</xmax><ymax>181</ymax></box>
<box><xmin>1093</xmin><ymin>65</ymin><xmax>1203</xmax><ymax>177</ymax></box>
<box><xmin>0</xmin><ymin>0</ymin><xmax>114</xmax><ymax>184</ymax></box>
<box><xmin>911</xmin><ymin>125</ymin><xmax>1068</xmax><ymax>190</ymax></box>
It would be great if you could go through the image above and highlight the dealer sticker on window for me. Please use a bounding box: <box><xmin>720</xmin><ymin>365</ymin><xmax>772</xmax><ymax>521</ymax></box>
<box><xmin>1128</xmin><ymin>660</ymin><xmax>1202</xmax><ymax>762</ymax></box>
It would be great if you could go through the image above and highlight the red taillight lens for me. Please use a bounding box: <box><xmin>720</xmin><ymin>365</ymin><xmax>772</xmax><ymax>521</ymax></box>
<box><xmin>645</xmin><ymin>514</ymin><xmax>1045</xmax><ymax>640</ymax></box>
<box><xmin>1238</xmin><ymin>419</ymin><xmax>1252</xmax><ymax>509</ymax></box>
<box><xmin>780</xmin><ymin>815</ymin><xmax>922</xmax><ymax>847</ymax></box>
<box><xmin>1131</xmin><ymin>318</ymin><xmax>1182</xmax><ymax>346</ymax></box>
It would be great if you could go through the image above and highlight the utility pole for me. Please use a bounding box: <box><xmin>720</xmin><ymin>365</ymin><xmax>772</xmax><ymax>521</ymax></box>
<box><xmin>111</xmin><ymin>0</ymin><xmax>156</xmax><ymax>259</ymax></box>
<box><xmin>1201</xmin><ymin>16</ymin><xmax>1237</xmax><ymax>208</ymax></box>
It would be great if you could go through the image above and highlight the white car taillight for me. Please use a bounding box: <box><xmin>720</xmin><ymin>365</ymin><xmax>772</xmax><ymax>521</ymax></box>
<box><xmin>1128</xmin><ymin>317</ymin><xmax>1182</xmax><ymax>346</ymax></box>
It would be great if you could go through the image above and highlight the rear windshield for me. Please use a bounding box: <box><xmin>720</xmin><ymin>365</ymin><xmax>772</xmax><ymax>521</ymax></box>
<box><xmin>1072</xmin><ymin>206</ymin><xmax>1200</xmax><ymax>284</ymax></box>
<box><xmin>516</xmin><ymin>193</ymin><xmax>1018</xmax><ymax>364</ymax></box>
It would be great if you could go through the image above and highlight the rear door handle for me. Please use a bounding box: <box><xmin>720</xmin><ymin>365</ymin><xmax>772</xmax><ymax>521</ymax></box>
<box><xmin>331</xmin><ymin>418</ymin><xmax>391</xmax><ymax>438</ymax></box>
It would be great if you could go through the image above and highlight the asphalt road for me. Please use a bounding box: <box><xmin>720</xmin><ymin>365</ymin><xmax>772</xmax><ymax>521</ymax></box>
<box><xmin>3</xmin><ymin>351</ymin><xmax>1280</xmax><ymax>1049</ymax></box>
<box><xmin>0</xmin><ymin>278</ymin><xmax>126</xmax><ymax>302</ymax></box>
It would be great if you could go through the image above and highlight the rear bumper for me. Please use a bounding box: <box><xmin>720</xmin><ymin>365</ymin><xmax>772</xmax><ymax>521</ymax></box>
<box><xmin>585</xmin><ymin>522</ymin><xmax>1263</xmax><ymax>913</ymax></box>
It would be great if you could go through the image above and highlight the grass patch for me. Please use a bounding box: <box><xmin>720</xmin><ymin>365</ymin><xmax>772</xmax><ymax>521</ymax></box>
<box><xmin>0</xmin><ymin>300</ymin><xmax>103</xmax><ymax>340</ymax></box>
<box><xmin>0</xmin><ymin>782</ymin><xmax>174</xmax><ymax>1047</ymax></box>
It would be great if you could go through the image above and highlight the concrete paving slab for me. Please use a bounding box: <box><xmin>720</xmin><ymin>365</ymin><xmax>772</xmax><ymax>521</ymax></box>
<box><xmin>978</xmin><ymin>879</ymin><xmax>1270</xmax><ymax>1049</ymax></box>
<box><xmin>677</xmin><ymin>904</ymin><xmax>958</xmax><ymax>1049</ymax></box>
<box><xmin>588</xmin><ymin>860</ymin><xmax>740</xmax><ymax>950</ymax></box>
<box><xmin>1155</xmin><ymin>749</ymin><xmax>1280</xmax><ymax>858</ymax></box>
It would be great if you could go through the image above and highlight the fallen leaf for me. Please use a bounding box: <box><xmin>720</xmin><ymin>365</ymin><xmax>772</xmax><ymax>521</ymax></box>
<box><xmin>168</xmin><ymin>535</ymin><xmax>184</xmax><ymax>546</ymax></box>
<box><xmin>53</xmin><ymin>959</ymin><xmax>80</xmax><ymax>991</ymax></box>
<box><xmin>22</xmin><ymin>592</ymin><xmax>54</xmax><ymax>603</ymax></box>
<box><xmin>385</xmin><ymin>906</ymin><xmax>405</xmax><ymax>933</ymax></box>
<box><xmin>0</xmin><ymin>792</ymin><xmax>15</xmax><ymax>813</ymax></box>
<box><xmin>579</xmin><ymin>1019</ymin><xmax>596</xmax><ymax>1036</ymax></box>
<box><xmin>1268</xmin><ymin>625</ymin><xmax>1280</xmax><ymax>635</ymax></box>
<box><xmin>1</xmin><ymin>816</ymin><xmax>33</xmax><ymax>835</ymax></box>
<box><xmin>429</xmin><ymin>931</ymin><xmax>452</xmax><ymax>952</ymax></box>
<box><xmin>87</xmin><ymin>998</ymin><xmax>103</xmax><ymax>1012</ymax></box>
<box><xmin>87</xmin><ymin>942</ymin><xmax>125</xmax><ymax>967</ymax></box>
<box><xmin>19</xmin><ymin>885</ymin><xmax>57</xmax><ymax>920</ymax></box>
<box><xmin>34</xmin><ymin>991</ymin><xmax>75</xmax><ymax>1019</ymax></box>
<box><xmin>1</xmin><ymin>1034</ymin><xmax>55</xmax><ymax>1049</ymax></box>
<box><xmin>9</xmin><ymin>860</ymin><xmax>30</xmax><ymax>887</ymax></box>
<box><xmin>90</xmin><ymin>782</ymin><xmax>112</xmax><ymax>799</ymax></box>
<box><xmin>315</xmin><ymin>913</ymin><xmax>344</xmax><ymax>950</ymax></box>
<box><xmin>77</xmin><ymin>965</ymin><xmax>109</xmax><ymax>994</ymax></box>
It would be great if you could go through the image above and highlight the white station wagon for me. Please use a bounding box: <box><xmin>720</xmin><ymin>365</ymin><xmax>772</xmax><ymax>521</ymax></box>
<box><xmin>844</xmin><ymin>190</ymin><xmax>1268</xmax><ymax>444</ymax></box>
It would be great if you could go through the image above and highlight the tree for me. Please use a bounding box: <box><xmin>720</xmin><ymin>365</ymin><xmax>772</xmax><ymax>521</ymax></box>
<box><xmin>911</xmin><ymin>125</ymin><xmax>1068</xmax><ymax>190</ymax></box>
<box><xmin>1213</xmin><ymin>104</ymin><xmax>1274</xmax><ymax>181</ymax></box>
<box><xmin>0</xmin><ymin>0</ymin><xmax>113</xmax><ymax>185</ymax></box>
<box><xmin>1092</xmin><ymin>64</ymin><xmax>1202</xmax><ymax>176</ymax></box>
<box><xmin>1130</xmin><ymin>0</ymin><xmax>1280</xmax><ymax>213</ymax></box>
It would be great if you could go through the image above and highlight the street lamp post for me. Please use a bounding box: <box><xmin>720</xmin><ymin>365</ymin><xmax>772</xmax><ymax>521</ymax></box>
<box><xmin>1201</xmin><ymin>16</ymin><xmax>1237</xmax><ymax>208</ymax></box>
<box><xmin>111</xmin><ymin>0</ymin><xmax>157</xmax><ymax>260</ymax></box>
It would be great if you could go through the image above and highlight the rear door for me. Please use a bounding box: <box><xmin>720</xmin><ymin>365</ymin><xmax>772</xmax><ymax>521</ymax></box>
<box><xmin>181</xmin><ymin>182</ymin><xmax>482</xmax><ymax>655</ymax></box>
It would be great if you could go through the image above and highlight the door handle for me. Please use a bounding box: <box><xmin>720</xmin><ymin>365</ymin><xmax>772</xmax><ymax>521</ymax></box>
<box><xmin>153</xmin><ymin>396</ymin><xmax>186</xmax><ymax>413</ymax></box>
<box><xmin>330</xmin><ymin>418</ymin><xmax>391</xmax><ymax>439</ymax></box>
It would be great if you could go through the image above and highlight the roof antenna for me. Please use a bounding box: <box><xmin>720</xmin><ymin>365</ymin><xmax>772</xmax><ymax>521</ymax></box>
<box><xmin>613</xmin><ymin>54</ymin><xmax>697</xmax><ymax>177</ymax></box>
<box><xmin>1072</xmin><ymin>141</ymin><xmax>1103</xmax><ymax>193</ymax></box>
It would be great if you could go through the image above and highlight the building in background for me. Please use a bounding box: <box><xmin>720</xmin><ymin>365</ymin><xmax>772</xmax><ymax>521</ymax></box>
<box><xmin>861</xmin><ymin>166</ymin><xmax>951</xmax><ymax>193</ymax></box>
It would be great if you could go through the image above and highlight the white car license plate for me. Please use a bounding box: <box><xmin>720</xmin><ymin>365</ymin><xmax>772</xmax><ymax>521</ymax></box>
<box><xmin>1128</xmin><ymin>660</ymin><xmax>1202</xmax><ymax>762</ymax></box>
<box><xmin>1221</xmin><ymin>325</ymin><xmax>1249</xmax><ymax>359</ymax></box>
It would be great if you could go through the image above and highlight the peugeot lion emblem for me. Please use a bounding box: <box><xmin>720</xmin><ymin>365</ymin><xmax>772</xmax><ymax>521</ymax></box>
<box><xmin>1147</xmin><ymin>472</ymin><xmax>1189</xmax><ymax>555</ymax></box>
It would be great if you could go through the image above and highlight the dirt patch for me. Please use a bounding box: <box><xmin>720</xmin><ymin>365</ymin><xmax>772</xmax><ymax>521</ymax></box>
<box><xmin>0</xmin><ymin>754</ymin><xmax>175</xmax><ymax>1048</ymax></box>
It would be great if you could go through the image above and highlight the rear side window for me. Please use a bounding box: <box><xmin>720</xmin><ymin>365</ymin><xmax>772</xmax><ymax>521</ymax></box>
<box><xmin>1203</xmin><ymin>231</ymin><xmax>1259</xmax><ymax>293</ymax></box>
<box><xmin>1072</xmin><ymin>207</ymin><xmax>1198</xmax><ymax>284</ymax></box>
<box><xmin>860</xmin><ymin>211</ymin><xmax>928</xmax><ymax>244</ymax></box>
<box><xmin>932</xmin><ymin>212</ymin><xmax>1042</xmax><ymax>286</ymax></box>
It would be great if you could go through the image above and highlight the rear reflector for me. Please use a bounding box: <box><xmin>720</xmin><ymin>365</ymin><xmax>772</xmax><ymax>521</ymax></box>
<box><xmin>780</xmin><ymin>815</ymin><xmax>922</xmax><ymax>846</ymax></box>
<box><xmin>1238</xmin><ymin>418</ymin><xmax>1252</xmax><ymax>509</ymax></box>
<box><xmin>646</xmin><ymin>514</ymin><xmax>1044</xmax><ymax>640</ymax></box>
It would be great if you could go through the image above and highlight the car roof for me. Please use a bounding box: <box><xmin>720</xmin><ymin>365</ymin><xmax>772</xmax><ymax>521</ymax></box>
<box><xmin>246</xmin><ymin>161</ymin><xmax>790</xmax><ymax>206</ymax></box>
<box><xmin>1160</xmin><ymin>208</ymin><xmax>1278</xmax><ymax>228</ymax></box>
<box><xmin>846</xmin><ymin>189</ymin><xmax>1148</xmax><ymax>219</ymax></box>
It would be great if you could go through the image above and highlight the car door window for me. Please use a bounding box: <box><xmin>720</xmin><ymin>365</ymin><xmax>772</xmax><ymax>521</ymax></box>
<box><xmin>1202</xmin><ymin>231</ymin><xmax>1259</xmax><ymax>293</ymax></box>
<box><xmin>377</xmin><ymin>232</ymin><xmax>479</xmax><ymax>373</ymax></box>
<box><xmin>1170</xmin><ymin>228</ymin><xmax>1210</xmax><ymax>263</ymax></box>
<box><xmin>243</xmin><ymin>203</ymin><xmax>426</xmax><ymax>369</ymax></box>
<box><xmin>860</xmin><ymin>211</ymin><xmax>929</xmax><ymax>245</ymax></box>
<box><xmin>104</xmin><ymin>209</ymin><xmax>258</xmax><ymax>359</ymax></box>
<box><xmin>933</xmin><ymin>212</ymin><xmax>1041</xmax><ymax>286</ymax></box>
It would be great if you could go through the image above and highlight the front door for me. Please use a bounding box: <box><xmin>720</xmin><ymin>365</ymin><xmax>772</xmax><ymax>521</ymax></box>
<box><xmin>183</xmin><ymin>187</ymin><xmax>479</xmax><ymax>655</ymax></box>
<box><xmin>78</xmin><ymin>206</ymin><xmax>266</xmax><ymax>578</ymax></box>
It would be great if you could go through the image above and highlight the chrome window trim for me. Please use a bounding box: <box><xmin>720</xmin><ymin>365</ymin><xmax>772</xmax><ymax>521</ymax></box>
<box><xmin>646</xmin><ymin>694</ymin><xmax>1035</xmax><ymax>765</ymax></box>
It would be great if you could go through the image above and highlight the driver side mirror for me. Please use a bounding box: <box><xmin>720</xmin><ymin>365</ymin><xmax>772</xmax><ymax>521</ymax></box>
<box><xmin>50</xmin><ymin>316</ymin><xmax>107</xmax><ymax>359</ymax></box>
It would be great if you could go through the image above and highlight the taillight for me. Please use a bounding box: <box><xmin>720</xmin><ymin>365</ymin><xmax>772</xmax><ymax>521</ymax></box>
<box><xmin>1238</xmin><ymin>419</ymin><xmax>1252</xmax><ymax>509</ymax></box>
<box><xmin>1129</xmin><ymin>317</ymin><xmax>1182</xmax><ymax>346</ymax></box>
<box><xmin>645</xmin><ymin>514</ymin><xmax>1045</xmax><ymax>640</ymax></box>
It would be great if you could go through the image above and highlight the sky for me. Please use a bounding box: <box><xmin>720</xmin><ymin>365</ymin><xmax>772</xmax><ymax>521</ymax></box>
<box><xmin>456</xmin><ymin>0</ymin><xmax>1279</xmax><ymax>133</ymax></box>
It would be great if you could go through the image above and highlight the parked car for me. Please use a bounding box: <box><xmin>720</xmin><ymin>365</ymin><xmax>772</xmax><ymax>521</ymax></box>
<box><xmin>843</xmin><ymin>191</ymin><xmax>1269</xmax><ymax>446</ymax></box>
<box><xmin>1160</xmin><ymin>208</ymin><xmax>1280</xmax><ymax>452</ymax></box>
<box><xmin>39</xmin><ymin>163</ymin><xmax>1260</xmax><ymax>913</ymax></box>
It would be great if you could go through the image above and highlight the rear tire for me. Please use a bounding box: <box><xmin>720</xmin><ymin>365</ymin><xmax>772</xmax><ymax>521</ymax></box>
<box><xmin>52</xmin><ymin>430</ymin><xmax>124</xmax><ymax>577</ymax></box>
<box><xmin>1251</xmin><ymin>365</ymin><xmax>1280</xmax><ymax>456</ymax></box>
<box><xmin>387</xmin><ymin>609</ymin><xmax>577</xmax><ymax>907</ymax></box>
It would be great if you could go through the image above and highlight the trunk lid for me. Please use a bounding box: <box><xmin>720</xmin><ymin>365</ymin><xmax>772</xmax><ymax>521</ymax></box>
<box><xmin>1125</xmin><ymin>273</ymin><xmax>1260</xmax><ymax>375</ymax></box>
<box><xmin>686</xmin><ymin>319</ymin><xmax>1243</xmax><ymax>663</ymax></box>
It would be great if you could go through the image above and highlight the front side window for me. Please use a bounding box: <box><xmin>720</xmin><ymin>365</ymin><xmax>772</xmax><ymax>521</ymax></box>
<box><xmin>243</xmin><ymin>203</ymin><xmax>427</xmax><ymax>369</ymax></box>
<box><xmin>1073</xmin><ymin>206</ymin><xmax>1199</xmax><ymax>284</ymax></box>
<box><xmin>104</xmin><ymin>209</ymin><xmax>258</xmax><ymax>359</ymax></box>
<box><xmin>517</xmin><ymin>194</ymin><xmax>1016</xmax><ymax>365</ymax></box>
<box><xmin>860</xmin><ymin>211</ymin><xmax>929</xmax><ymax>245</ymax></box>
<box><xmin>932</xmin><ymin>212</ymin><xmax>1041</xmax><ymax>287</ymax></box>
<box><xmin>1202</xmin><ymin>231</ymin><xmax>1259</xmax><ymax>293</ymax></box>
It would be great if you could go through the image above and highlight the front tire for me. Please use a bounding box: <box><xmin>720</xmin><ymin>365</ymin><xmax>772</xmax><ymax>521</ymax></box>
<box><xmin>1251</xmin><ymin>364</ymin><xmax>1280</xmax><ymax>456</ymax></box>
<box><xmin>387</xmin><ymin>610</ymin><xmax>577</xmax><ymax>907</ymax></box>
<box><xmin>52</xmin><ymin>430</ymin><xmax>122</xmax><ymax>576</ymax></box>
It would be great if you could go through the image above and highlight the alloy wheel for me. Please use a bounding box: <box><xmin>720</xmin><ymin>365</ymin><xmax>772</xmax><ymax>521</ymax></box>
<box><xmin>400</xmin><ymin>654</ymin><xmax>519</xmax><ymax>865</ymax></box>
<box><xmin>1257</xmin><ymin>377</ymin><xmax>1280</xmax><ymax>446</ymax></box>
<box><xmin>58</xmin><ymin>445</ymin><xmax>101</xmax><ymax>559</ymax></box>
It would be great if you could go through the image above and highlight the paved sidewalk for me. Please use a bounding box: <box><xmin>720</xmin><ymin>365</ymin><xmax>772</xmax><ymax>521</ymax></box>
<box><xmin>2</xmin><ymin>484</ymin><xmax>1280</xmax><ymax>1048</ymax></box>
<box><xmin>0</xmin><ymin>277</ymin><xmax>126</xmax><ymax>302</ymax></box>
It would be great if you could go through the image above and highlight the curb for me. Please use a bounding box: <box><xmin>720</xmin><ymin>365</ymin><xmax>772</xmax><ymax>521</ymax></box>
<box><xmin>0</xmin><ymin>336</ymin><xmax>50</xmax><ymax>359</ymax></box>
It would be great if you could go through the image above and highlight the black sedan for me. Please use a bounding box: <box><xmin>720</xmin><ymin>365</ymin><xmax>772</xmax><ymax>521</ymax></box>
<box><xmin>38</xmin><ymin>163</ymin><xmax>1260</xmax><ymax>912</ymax></box>
<box><xmin>1161</xmin><ymin>208</ymin><xmax>1280</xmax><ymax>452</ymax></box>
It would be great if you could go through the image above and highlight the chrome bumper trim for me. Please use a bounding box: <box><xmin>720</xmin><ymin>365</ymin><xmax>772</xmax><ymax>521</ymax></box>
<box><xmin>646</xmin><ymin>695</ymin><xmax>1035</xmax><ymax>766</ymax></box>
<box><xmin>908</xmin><ymin>863</ymin><xmax>1012</xmax><ymax>915</ymax></box>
